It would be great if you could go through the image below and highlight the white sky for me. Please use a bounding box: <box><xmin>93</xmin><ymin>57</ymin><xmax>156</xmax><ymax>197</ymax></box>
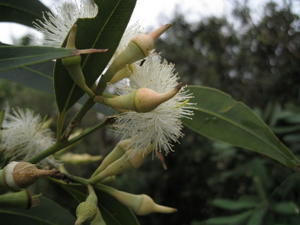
<box><xmin>0</xmin><ymin>0</ymin><xmax>299</xmax><ymax>44</ymax></box>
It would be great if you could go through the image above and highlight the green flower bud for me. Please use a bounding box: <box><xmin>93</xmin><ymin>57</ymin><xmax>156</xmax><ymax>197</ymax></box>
<box><xmin>0</xmin><ymin>190</ymin><xmax>40</xmax><ymax>209</ymax></box>
<box><xmin>89</xmin><ymin>144</ymin><xmax>153</xmax><ymax>184</ymax></box>
<box><xmin>94</xmin><ymin>85</ymin><xmax>182</xmax><ymax>113</ymax></box>
<box><xmin>92</xmin><ymin>139</ymin><xmax>132</xmax><ymax>176</ymax></box>
<box><xmin>75</xmin><ymin>185</ymin><xmax>98</xmax><ymax>225</ymax></box>
<box><xmin>59</xmin><ymin>153</ymin><xmax>102</xmax><ymax>165</ymax></box>
<box><xmin>100</xmin><ymin>185</ymin><xmax>177</xmax><ymax>215</ymax></box>
<box><xmin>75</xmin><ymin>201</ymin><xmax>98</xmax><ymax>225</ymax></box>
<box><xmin>107</xmin><ymin>24</ymin><xmax>171</xmax><ymax>84</ymax></box>
<box><xmin>0</xmin><ymin>162</ymin><xmax>57</xmax><ymax>190</ymax></box>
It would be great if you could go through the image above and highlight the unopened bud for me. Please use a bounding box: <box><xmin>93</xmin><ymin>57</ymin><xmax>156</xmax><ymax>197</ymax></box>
<box><xmin>107</xmin><ymin>24</ymin><xmax>171</xmax><ymax>83</ymax></box>
<box><xmin>95</xmin><ymin>85</ymin><xmax>182</xmax><ymax>113</ymax></box>
<box><xmin>108</xmin><ymin>64</ymin><xmax>135</xmax><ymax>84</ymax></box>
<box><xmin>75</xmin><ymin>201</ymin><xmax>98</xmax><ymax>225</ymax></box>
<box><xmin>92</xmin><ymin>139</ymin><xmax>132</xmax><ymax>176</ymax></box>
<box><xmin>0</xmin><ymin>190</ymin><xmax>40</xmax><ymax>209</ymax></box>
<box><xmin>135</xmin><ymin>85</ymin><xmax>181</xmax><ymax>112</ymax></box>
<box><xmin>0</xmin><ymin>161</ymin><xmax>57</xmax><ymax>190</ymax></box>
<box><xmin>75</xmin><ymin>185</ymin><xmax>98</xmax><ymax>225</ymax></box>
<box><xmin>59</xmin><ymin>153</ymin><xmax>102</xmax><ymax>165</ymax></box>
<box><xmin>89</xmin><ymin>145</ymin><xmax>153</xmax><ymax>184</ymax></box>
<box><xmin>62</xmin><ymin>24</ymin><xmax>106</xmax><ymax>98</ymax></box>
<box><xmin>100</xmin><ymin>186</ymin><xmax>177</xmax><ymax>215</ymax></box>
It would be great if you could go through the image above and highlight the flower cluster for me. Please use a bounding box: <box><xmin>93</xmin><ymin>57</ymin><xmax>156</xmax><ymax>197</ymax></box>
<box><xmin>35</xmin><ymin>0</ymin><xmax>193</xmax><ymax>157</ymax></box>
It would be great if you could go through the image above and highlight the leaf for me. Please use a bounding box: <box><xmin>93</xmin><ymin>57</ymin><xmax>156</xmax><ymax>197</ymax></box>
<box><xmin>0</xmin><ymin>197</ymin><xmax>75</xmax><ymax>225</ymax></box>
<box><xmin>273</xmin><ymin>202</ymin><xmax>300</xmax><ymax>215</ymax></box>
<box><xmin>204</xmin><ymin>210</ymin><xmax>253</xmax><ymax>225</ymax></box>
<box><xmin>0</xmin><ymin>63</ymin><xmax>115</xmax><ymax>115</ymax></box>
<box><xmin>183</xmin><ymin>85</ymin><xmax>300</xmax><ymax>168</ymax></box>
<box><xmin>247</xmin><ymin>209</ymin><xmax>265</xmax><ymax>225</ymax></box>
<box><xmin>0</xmin><ymin>0</ymin><xmax>51</xmax><ymax>28</ymax></box>
<box><xmin>0</xmin><ymin>61</ymin><xmax>54</xmax><ymax>93</ymax></box>
<box><xmin>54</xmin><ymin>0</ymin><xmax>137</xmax><ymax>112</ymax></box>
<box><xmin>0</xmin><ymin>46</ymin><xmax>76</xmax><ymax>72</ymax></box>
<box><xmin>211</xmin><ymin>198</ymin><xmax>258</xmax><ymax>211</ymax></box>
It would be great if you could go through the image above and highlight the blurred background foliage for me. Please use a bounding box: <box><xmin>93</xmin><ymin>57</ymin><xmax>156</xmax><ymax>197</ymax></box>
<box><xmin>1</xmin><ymin>1</ymin><xmax>300</xmax><ymax>225</ymax></box>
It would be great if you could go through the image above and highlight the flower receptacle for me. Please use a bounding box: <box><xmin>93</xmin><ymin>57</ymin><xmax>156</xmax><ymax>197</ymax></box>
<box><xmin>96</xmin><ymin>85</ymin><xmax>182</xmax><ymax>113</ymax></box>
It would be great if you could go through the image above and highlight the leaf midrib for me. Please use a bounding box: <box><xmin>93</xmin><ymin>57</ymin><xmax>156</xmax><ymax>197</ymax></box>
<box><xmin>191</xmin><ymin>107</ymin><xmax>292</xmax><ymax>162</ymax></box>
<box><xmin>82</xmin><ymin>0</ymin><xmax>121</xmax><ymax>67</ymax></box>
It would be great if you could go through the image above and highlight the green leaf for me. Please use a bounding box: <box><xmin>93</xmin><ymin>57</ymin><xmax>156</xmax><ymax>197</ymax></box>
<box><xmin>184</xmin><ymin>85</ymin><xmax>300</xmax><ymax>168</ymax></box>
<box><xmin>273</xmin><ymin>202</ymin><xmax>300</xmax><ymax>215</ymax></box>
<box><xmin>0</xmin><ymin>61</ymin><xmax>54</xmax><ymax>93</ymax></box>
<box><xmin>247</xmin><ymin>209</ymin><xmax>265</xmax><ymax>225</ymax></box>
<box><xmin>0</xmin><ymin>0</ymin><xmax>51</xmax><ymax>28</ymax></box>
<box><xmin>54</xmin><ymin>0</ymin><xmax>137</xmax><ymax>112</ymax></box>
<box><xmin>0</xmin><ymin>63</ymin><xmax>115</xmax><ymax>115</ymax></box>
<box><xmin>211</xmin><ymin>198</ymin><xmax>258</xmax><ymax>211</ymax></box>
<box><xmin>204</xmin><ymin>211</ymin><xmax>253</xmax><ymax>225</ymax></box>
<box><xmin>0</xmin><ymin>46</ymin><xmax>76</xmax><ymax>72</ymax></box>
<box><xmin>0</xmin><ymin>197</ymin><xmax>75</xmax><ymax>225</ymax></box>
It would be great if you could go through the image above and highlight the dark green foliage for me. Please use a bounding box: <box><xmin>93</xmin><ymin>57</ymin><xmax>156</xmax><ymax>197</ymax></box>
<box><xmin>0</xmin><ymin>197</ymin><xmax>76</xmax><ymax>225</ymax></box>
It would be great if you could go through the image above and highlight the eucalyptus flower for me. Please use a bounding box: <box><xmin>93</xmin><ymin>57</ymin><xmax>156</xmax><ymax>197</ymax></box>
<box><xmin>113</xmin><ymin>53</ymin><xmax>194</xmax><ymax>156</ymax></box>
<box><xmin>0</xmin><ymin>108</ymin><xmax>55</xmax><ymax>165</ymax></box>
<box><xmin>34</xmin><ymin>0</ymin><xmax>98</xmax><ymax>47</ymax></box>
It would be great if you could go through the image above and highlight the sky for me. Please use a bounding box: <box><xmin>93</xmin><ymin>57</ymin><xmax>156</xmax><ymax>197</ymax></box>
<box><xmin>0</xmin><ymin>0</ymin><xmax>299</xmax><ymax>44</ymax></box>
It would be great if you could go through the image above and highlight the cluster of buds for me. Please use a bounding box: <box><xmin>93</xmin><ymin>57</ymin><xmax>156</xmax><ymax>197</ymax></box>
<box><xmin>93</xmin><ymin>24</ymin><xmax>183</xmax><ymax>113</ymax></box>
<box><xmin>89</xmin><ymin>139</ymin><xmax>153</xmax><ymax>184</ymax></box>
<box><xmin>105</xmin><ymin>24</ymin><xmax>171</xmax><ymax>84</ymax></box>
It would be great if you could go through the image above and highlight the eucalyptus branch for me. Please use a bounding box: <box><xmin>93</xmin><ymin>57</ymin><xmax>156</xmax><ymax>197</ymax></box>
<box><xmin>63</xmin><ymin>70</ymin><xmax>116</xmax><ymax>139</ymax></box>
<box><xmin>63</xmin><ymin>98</ymin><xmax>95</xmax><ymax>139</ymax></box>
<box><xmin>28</xmin><ymin>117</ymin><xmax>114</xmax><ymax>164</ymax></box>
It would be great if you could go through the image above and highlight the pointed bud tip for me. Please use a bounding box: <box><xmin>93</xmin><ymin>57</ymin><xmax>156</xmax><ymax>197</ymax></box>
<box><xmin>74</xmin><ymin>219</ymin><xmax>82</xmax><ymax>225</ymax></box>
<box><xmin>149</xmin><ymin>24</ymin><xmax>172</xmax><ymax>40</ymax></box>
